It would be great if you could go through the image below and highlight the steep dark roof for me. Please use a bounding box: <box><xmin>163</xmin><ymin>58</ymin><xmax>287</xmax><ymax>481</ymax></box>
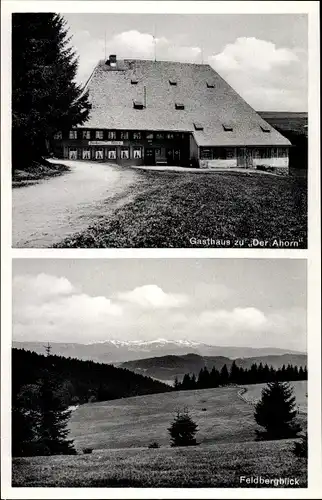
<box><xmin>81</xmin><ymin>59</ymin><xmax>290</xmax><ymax>147</ymax></box>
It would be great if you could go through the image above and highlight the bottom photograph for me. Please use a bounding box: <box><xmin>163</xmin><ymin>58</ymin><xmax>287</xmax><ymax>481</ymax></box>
<box><xmin>12</xmin><ymin>258</ymin><xmax>307</xmax><ymax>488</ymax></box>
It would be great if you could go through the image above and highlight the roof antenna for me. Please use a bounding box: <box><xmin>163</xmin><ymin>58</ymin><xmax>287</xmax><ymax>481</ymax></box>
<box><xmin>153</xmin><ymin>24</ymin><xmax>157</xmax><ymax>62</ymax></box>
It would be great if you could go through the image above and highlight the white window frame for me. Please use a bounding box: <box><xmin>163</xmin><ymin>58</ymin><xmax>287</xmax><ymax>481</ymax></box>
<box><xmin>69</xmin><ymin>130</ymin><xmax>77</xmax><ymax>139</ymax></box>
<box><xmin>82</xmin><ymin>131</ymin><xmax>91</xmax><ymax>140</ymax></box>
<box><xmin>95</xmin><ymin>148</ymin><xmax>104</xmax><ymax>160</ymax></box>
<box><xmin>133</xmin><ymin>147</ymin><xmax>142</xmax><ymax>159</ymax></box>
<box><xmin>120</xmin><ymin>131</ymin><xmax>129</xmax><ymax>140</ymax></box>
<box><xmin>107</xmin><ymin>148</ymin><xmax>117</xmax><ymax>160</ymax></box>
<box><xmin>82</xmin><ymin>148</ymin><xmax>91</xmax><ymax>160</ymax></box>
<box><xmin>120</xmin><ymin>148</ymin><xmax>130</xmax><ymax>159</ymax></box>
<box><xmin>69</xmin><ymin>148</ymin><xmax>78</xmax><ymax>159</ymax></box>
<box><xmin>95</xmin><ymin>130</ymin><xmax>104</xmax><ymax>140</ymax></box>
<box><xmin>107</xmin><ymin>131</ymin><xmax>116</xmax><ymax>140</ymax></box>
<box><xmin>133</xmin><ymin>132</ymin><xmax>142</xmax><ymax>140</ymax></box>
<box><xmin>54</xmin><ymin>131</ymin><xmax>62</xmax><ymax>140</ymax></box>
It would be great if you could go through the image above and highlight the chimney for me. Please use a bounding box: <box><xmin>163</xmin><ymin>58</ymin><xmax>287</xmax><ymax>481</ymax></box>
<box><xmin>108</xmin><ymin>54</ymin><xmax>117</xmax><ymax>67</ymax></box>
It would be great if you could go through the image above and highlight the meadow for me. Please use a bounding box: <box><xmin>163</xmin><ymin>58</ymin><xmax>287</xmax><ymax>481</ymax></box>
<box><xmin>12</xmin><ymin>386</ymin><xmax>307</xmax><ymax>487</ymax></box>
<box><xmin>56</xmin><ymin>170</ymin><xmax>307</xmax><ymax>248</ymax></box>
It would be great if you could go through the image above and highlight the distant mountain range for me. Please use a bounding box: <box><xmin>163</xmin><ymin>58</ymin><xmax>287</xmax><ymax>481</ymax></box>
<box><xmin>119</xmin><ymin>353</ymin><xmax>308</xmax><ymax>385</ymax></box>
<box><xmin>13</xmin><ymin>339</ymin><xmax>305</xmax><ymax>365</ymax></box>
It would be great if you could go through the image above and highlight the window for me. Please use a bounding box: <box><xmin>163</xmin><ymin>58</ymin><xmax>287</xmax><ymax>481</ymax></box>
<box><xmin>95</xmin><ymin>130</ymin><xmax>104</xmax><ymax>139</ymax></box>
<box><xmin>120</xmin><ymin>131</ymin><xmax>129</xmax><ymax>140</ymax></box>
<box><xmin>175</xmin><ymin>103</ymin><xmax>185</xmax><ymax>110</ymax></box>
<box><xmin>169</xmin><ymin>79</ymin><xmax>177</xmax><ymax>86</ymax></box>
<box><xmin>120</xmin><ymin>147</ymin><xmax>130</xmax><ymax>159</ymax></box>
<box><xmin>260</xmin><ymin>124</ymin><xmax>271</xmax><ymax>133</ymax></box>
<box><xmin>166</xmin><ymin>133</ymin><xmax>174</xmax><ymax>139</ymax></box>
<box><xmin>146</xmin><ymin>132</ymin><xmax>153</xmax><ymax>139</ymax></box>
<box><xmin>107</xmin><ymin>131</ymin><xmax>116</xmax><ymax>140</ymax></box>
<box><xmin>131</xmin><ymin>78</ymin><xmax>138</xmax><ymax>84</ymax></box>
<box><xmin>133</xmin><ymin>132</ymin><xmax>142</xmax><ymax>140</ymax></box>
<box><xmin>133</xmin><ymin>100</ymin><xmax>144</xmax><ymax>109</ymax></box>
<box><xmin>69</xmin><ymin>130</ymin><xmax>77</xmax><ymax>139</ymax></box>
<box><xmin>200</xmin><ymin>148</ymin><xmax>212</xmax><ymax>160</ymax></box>
<box><xmin>222</xmin><ymin>123</ymin><xmax>233</xmax><ymax>132</ymax></box>
<box><xmin>107</xmin><ymin>148</ymin><xmax>116</xmax><ymax>160</ymax></box>
<box><xmin>95</xmin><ymin>148</ymin><xmax>104</xmax><ymax>160</ymax></box>
<box><xmin>82</xmin><ymin>131</ymin><xmax>91</xmax><ymax>139</ymax></box>
<box><xmin>193</xmin><ymin>122</ymin><xmax>203</xmax><ymax>131</ymax></box>
<box><xmin>156</xmin><ymin>132</ymin><xmax>164</xmax><ymax>140</ymax></box>
<box><xmin>133</xmin><ymin>147</ymin><xmax>142</xmax><ymax>159</ymax></box>
<box><xmin>54</xmin><ymin>131</ymin><xmax>62</xmax><ymax>140</ymax></box>
<box><xmin>278</xmin><ymin>147</ymin><xmax>288</xmax><ymax>158</ymax></box>
<box><xmin>206</xmin><ymin>82</ymin><xmax>215</xmax><ymax>88</ymax></box>
<box><xmin>69</xmin><ymin>148</ymin><xmax>77</xmax><ymax>159</ymax></box>
<box><xmin>82</xmin><ymin>148</ymin><xmax>91</xmax><ymax>160</ymax></box>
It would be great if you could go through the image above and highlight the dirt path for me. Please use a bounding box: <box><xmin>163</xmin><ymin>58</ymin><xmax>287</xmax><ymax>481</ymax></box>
<box><xmin>12</xmin><ymin>160</ymin><xmax>139</xmax><ymax>248</ymax></box>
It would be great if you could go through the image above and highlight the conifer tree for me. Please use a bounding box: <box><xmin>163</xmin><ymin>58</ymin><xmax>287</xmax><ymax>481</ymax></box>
<box><xmin>12</xmin><ymin>13</ymin><xmax>91</xmax><ymax>169</ymax></box>
<box><xmin>254</xmin><ymin>381</ymin><xmax>302</xmax><ymax>440</ymax></box>
<box><xmin>168</xmin><ymin>408</ymin><xmax>198</xmax><ymax>447</ymax></box>
<box><xmin>220</xmin><ymin>364</ymin><xmax>229</xmax><ymax>386</ymax></box>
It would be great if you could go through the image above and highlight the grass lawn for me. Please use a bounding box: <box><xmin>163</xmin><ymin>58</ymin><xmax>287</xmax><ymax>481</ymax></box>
<box><xmin>12</xmin><ymin>386</ymin><xmax>307</xmax><ymax>487</ymax></box>
<box><xmin>56</xmin><ymin>170</ymin><xmax>307</xmax><ymax>248</ymax></box>
<box><xmin>12</xmin><ymin>440</ymin><xmax>307</xmax><ymax>487</ymax></box>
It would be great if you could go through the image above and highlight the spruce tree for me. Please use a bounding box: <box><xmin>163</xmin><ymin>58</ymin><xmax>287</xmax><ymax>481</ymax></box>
<box><xmin>168</xmin><ymin>408</ymin><xmax>198</xmax><ymax>447</ymax></box>
<box><xmin>254</xmin><ymin>381</ymin><xmax>302</xmax><ymax>440</ymax></box>
<box><xmin>220</xmin><ymin>364</ymin><xmax>229</xmax><ymax>386</ymax></box>
<box><xmin>12</xmin><ymin>13</ymin><xmax>91</xmax><ymax>169</ymax></box>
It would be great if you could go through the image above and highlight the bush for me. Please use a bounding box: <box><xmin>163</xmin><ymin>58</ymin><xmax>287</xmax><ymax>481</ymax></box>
<box><xmin>148</xmin><ymin>441</ymin><xmax>160</xmax><ymax>449</ymax></box>
<box><xmin>82</xmin><ymin>447</ymin><xmax>93</xmax><ymax>454</ymax></box>
<box><xmin>293</xmin><ymin>432</ymin><xmax>308</xmax><ymax>458</ymax></box>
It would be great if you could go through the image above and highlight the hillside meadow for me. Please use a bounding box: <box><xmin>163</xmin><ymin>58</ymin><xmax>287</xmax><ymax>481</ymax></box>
<box><xmin>56</xmin><ymin>170</ymin><xmax>307</xmax><ymax>248</ymax></box>
<box><xmin>12</xmin><ymin>386</ymin><xmax>307</xmax><ymax>487</ymax></box>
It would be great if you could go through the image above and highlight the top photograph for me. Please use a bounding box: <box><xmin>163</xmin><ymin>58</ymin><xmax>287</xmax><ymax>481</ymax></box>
<box><xmin>11</xmin><ymin>13</ymin><xmax>308</xmax><ymax>249</ymax></box>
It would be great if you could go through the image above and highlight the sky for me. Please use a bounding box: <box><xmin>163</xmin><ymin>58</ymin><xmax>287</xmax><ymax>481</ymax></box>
<box><xmin>64</xmin><ymin>13</ymin><xmax>308</xmax><ymax>112</ymax></box>
<box><xmin>13</xmin><ymin>259</ymin><xmax>307</xmax><ymax>351</ymax></box>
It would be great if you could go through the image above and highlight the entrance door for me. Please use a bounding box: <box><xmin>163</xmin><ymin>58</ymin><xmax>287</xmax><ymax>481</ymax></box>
<box><xmin>145</xmin><ymin>148</ymin><xmax>155</xmax><ymax>165</ymax></box>
<box><xmin>237</xmin><ymin>148</ymin><xmax>253</xmax><ymax>168</ymax></box>
<box><xmin>166</xmin><ymin>148</ymin><xmax>174</xmax><ymax>165</ymax></box>
<box><xmin>173</xmin><ymin>148</ymin><xmax>181</xmax><ymax>165</ymax></box>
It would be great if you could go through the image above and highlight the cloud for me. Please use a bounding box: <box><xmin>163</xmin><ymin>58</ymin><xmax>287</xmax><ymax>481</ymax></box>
<box><xmin>199</xmin><ymin>307</ymin><xmax>267</xmax><ymax>330</ymax></box>
<box><xmin>209</xmin><ymin>37</ymin><xmax>307</xmax><ymax>111</ymax></box>
<box><xmin>13</xmin><ymin>273</ymin><xmax>76</xmax><ymax>302</ymax></box>
<box><xmin>13</xmin><ymin>274</ymin><xmax>123</xmax><ymax>342</ymax></box>
<box><xmin>12</xmin><ymin>274</ymin><xmax>306</xmax><ymax>351</ymax></box>
<box><xmin>116</xmin><ymin>284</ymin><xmax>189</xmax><ymax>309</ymax></box>
<box><xmin>71</xmin><ymin>29</ymin><xmax>201</xmax><ymax>84</ymax></box>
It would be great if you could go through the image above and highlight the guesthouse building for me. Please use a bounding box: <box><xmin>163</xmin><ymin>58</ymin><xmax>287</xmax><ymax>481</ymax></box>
<box><xmin>52</xmin><ymin>55</ymin><xmax>291</xmax><ymax>171</ymax></box>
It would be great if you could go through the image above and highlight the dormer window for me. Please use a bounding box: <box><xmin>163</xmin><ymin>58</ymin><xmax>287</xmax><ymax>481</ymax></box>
<box><xmin>206</xmin><ymin>82</ymin><xmax>215</xmax><ymax>88</ymax></box>
<box><xmin>193</xmin><ymin>122</ymin><xmax>204</xmax><ymax>131</ymax></box>
<box><xmin>222</xmin><ymin>123</ymin><xmax>233</xmax><ymax>131</ymax></box>
<box><xmin>131</xmin><ymin>78</ymin><xmax>138</xmax><ymax>85</ymax></box>
<box><xmin>169</xmin><ymin>79</ymin><xmax>177</xmax><ymax>86</ymax></box>
<box><xmin>133</xmin><ymin>100</ymin><xmax>144</xmax><ymax>109</ymax></box>
<box><xmin>260</xmin><ymin>124</ymin><xmax>271</xmax><ymax>133</ymax></box>
<box><xmin>175</xmin><ymin>103</ymin><xmax>185</xmax><ymax>110</ymax></box>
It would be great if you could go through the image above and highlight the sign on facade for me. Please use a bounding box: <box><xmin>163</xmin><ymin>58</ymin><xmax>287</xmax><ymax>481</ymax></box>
<box><xmin>88</xmin><ymin>141</ymin><xmax>124</xmax><ymax>146</ymax></box>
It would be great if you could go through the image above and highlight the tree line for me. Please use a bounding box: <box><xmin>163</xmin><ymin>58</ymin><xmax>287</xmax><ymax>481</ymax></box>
<box><xmin>174</xmin><ymin>361</ymin><xmax>307</xmax><ymax>391</ymax></box>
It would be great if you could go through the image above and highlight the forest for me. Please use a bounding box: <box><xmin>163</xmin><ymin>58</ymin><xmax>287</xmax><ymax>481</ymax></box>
<box><xmin>175</xmin><ymin>361</ymin><xmax>307</xmax><ymax>390</ymax></box>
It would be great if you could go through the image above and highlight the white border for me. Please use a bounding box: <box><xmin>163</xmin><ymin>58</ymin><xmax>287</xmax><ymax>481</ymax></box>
<box><xmin>1</xmin><ymin>1</ymin><xmax>321</xmax><ymax>499</ymax></box>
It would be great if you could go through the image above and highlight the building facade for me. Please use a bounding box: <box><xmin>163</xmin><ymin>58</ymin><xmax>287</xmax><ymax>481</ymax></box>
<box><xmin>52</xmin><ymin>56</ymin><xmax>291</xmax><ymax>172</ymax></box>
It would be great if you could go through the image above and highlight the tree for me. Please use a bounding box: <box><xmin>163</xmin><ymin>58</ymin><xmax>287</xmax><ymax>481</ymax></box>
<box><xmin>12</xmin><ymin>13</ymin><xmax>91</xmax><ymax>169</ymax></box>
<box><xmin>220</xmin><ymin>364</ymin><xmax>229</xmax><ymax>386</ymax></box>
<box><xmin>254</xmin><ymin>381</ymin><xmax>302</xmax><ymax>440</ymax></box>
<box><xmin>168</xmin><ymin>408</ymin><xmax>198</xmax><ymax>447</ymax></box>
